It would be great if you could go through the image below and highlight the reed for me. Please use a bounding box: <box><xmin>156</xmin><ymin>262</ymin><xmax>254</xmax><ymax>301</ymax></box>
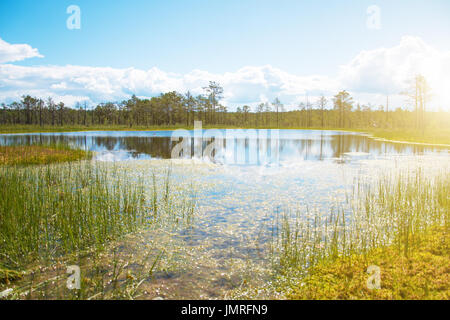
<box><xmin>0</xmin><ymin>161</ymin><xmax>198</xmax><ymax>299</ymax></box>
<box><xmin>270</xmin><ymin>169</ymin><xmax>449</xmax><ymax>293</ymax></box>
<box><xmin>0</xmin><ymin>162</ymin><xmax>149</xmax><ymax>270</ymax></box>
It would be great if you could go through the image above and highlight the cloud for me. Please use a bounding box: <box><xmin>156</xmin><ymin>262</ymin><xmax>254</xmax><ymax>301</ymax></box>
<box><xmin>339</xmin><ymin>36</ymin><xmax>450</xmax><ymax>109</ymax></box>
<box><xmin>0</xmin><ymin>38</ymin><xmax>43</xmax><ymax>63</ymax></box>
<box><xmin>0</xmin><ymin>36</ymin><xmax>449</xmax><ymax>111</ymax></box>
<box><xmin>0</xmin><ymin>63</ymin><xmax>338</xmax><ymax>110</ymax></box>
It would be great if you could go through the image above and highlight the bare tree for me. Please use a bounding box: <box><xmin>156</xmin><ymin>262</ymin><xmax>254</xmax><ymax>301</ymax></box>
<box><xmin>333</xmin><ymin>91</ymin><xmax>353</xmax><ymax>128</ymax></box>
<box><xmin>401</xmin><ymin>74</ymin><xmax>431</xmax><ymax>133</ymax></box>
<box><xmin>272</xmin><ymin>98</ymin><xmax>282</xmax><ymax>128</ymax></box>
<box><xmin>317</xmin><ymin>95</ymin><xmax>327</xmax><ymax>128</ymax></box>
<box><xmin>203</xmin><ymin>81</ymin><xmax>223</xmax><ymax>124</ymax></box>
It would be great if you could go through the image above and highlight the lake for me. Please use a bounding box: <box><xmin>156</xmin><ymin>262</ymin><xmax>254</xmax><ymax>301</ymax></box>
<box><xmin>1</xmin><ymin>129</ymin><xmax>448</xmax><ymax>162</ymax></box>
<box><xmin>1</xmin><ymin>129</ymin><xmax>449</xmax><ymax>298</ymax></box>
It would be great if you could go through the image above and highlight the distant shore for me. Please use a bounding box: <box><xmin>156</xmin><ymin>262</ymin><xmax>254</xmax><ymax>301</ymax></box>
<box><xmin>0</xmin><ymin>125</ymin><xmax>449</xmax><ymax>147</ymax></box>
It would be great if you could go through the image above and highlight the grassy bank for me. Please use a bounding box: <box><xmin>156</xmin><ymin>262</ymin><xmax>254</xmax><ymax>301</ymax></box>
<box><xmin>367</xmin><ymin>128</ymin><xmax>450</xmax><ymax>146</ymax></box>
<box><xmin>0</xmin><ymin>161</ymin><xmax>196</xmax><ymax>299</ymax></box>
<box><xmin>288</xmin><ymin>227</ymin><xmax>449</xmax><ymax>299</ymax></box>
<box><xmin>269</xmin><ymin>169</ymin><xmax>449</xmax><ymax>300</ymax></box>
<box><xmin>0</xmin><ymin>144</ymin><xmax>91</xmax><ymax>165</ymax></box>
<box><xmin>0</xmin><ymin>125</ymin><xmax>185</xmax><ymax>134</ymax></box>
<box><xmin>1</xmin><ymin>125</ymin><xmax>449</xmax><ymax>146</ymax></box>
<box><xmin>0</xmin><ymin>163</ymin><xmax>149</xmax><ymax>272</ymax></box>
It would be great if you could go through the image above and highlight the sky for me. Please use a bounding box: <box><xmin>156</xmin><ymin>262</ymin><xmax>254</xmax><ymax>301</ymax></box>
<box><xmin>1</xmin><ymin>0</ymin><xmax>450</xmax><ymax>110</ymax></box>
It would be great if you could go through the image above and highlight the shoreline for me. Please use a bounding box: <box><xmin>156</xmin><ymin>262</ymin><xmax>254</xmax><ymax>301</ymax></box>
<box><xmin>0</xmin><ymin>126</ymin><xmax>449</xmax><ymax>148</ymax></box>
<box><xmin>360</xmin><ymin>133</ymin><xmax>450</xmax><ymax>148</ymax></box>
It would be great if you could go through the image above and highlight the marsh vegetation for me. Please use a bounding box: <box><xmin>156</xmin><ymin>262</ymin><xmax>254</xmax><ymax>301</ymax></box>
<box><xmin>265</xmin><ymin>170</ymin><xmax>449</xmax><ymax>299</ymax></box>
<box><xmin>0</xmin><ymin>144</ymin><xmax>91</xmax><ymax>165</ymax></box>
<box><xmin>0</xmin><ymin>129</ymin><xmax>448</xmax><ymax>300</ymax></box>
<box><xmin>0</xmin><ymin>158</ymin><xmax>196</xmax><ymax>299</ymax></box>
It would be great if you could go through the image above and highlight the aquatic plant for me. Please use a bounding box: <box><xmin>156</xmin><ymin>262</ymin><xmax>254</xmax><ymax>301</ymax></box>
<box><xmin>269</xmin><ymin>169</ymin><xmax>449</xmax><ymax>298</ymax></box>
<box><xmin>0</xmin><ymin>162</ymin><xmax>149</xmax><ymax>269</ymax></box>
<box><xmin>0</xmin><ymin>144</ymin><xmax>91</xmax><ymax>165</ymax></box>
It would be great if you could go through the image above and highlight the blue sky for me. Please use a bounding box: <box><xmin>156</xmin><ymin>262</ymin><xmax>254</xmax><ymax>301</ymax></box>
<box><xmin>1</xmin><ymin>0</ymin><xmax>450</xmax><ymax>109</ymax></box>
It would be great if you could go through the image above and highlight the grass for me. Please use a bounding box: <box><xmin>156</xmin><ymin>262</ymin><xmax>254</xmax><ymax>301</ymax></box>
<box><xmin>0</xmin><ymin>161</ymin><xmax>196</xmax><ymax>299</ymax></box>
<box><xmin>0</xmin><ymin>144</ymin><xmax>92</xmax><ymax>165</ymax></box>
<box><xmin>0</xmin><ymin>163</ymin><xmax>149</xmax><ymax>271</ymax></box>
<box><xmin>269</xmin><ymin>169</ymin><xmax>449</xmax><ymax>300</ymax></box>
<box><xmin>367</xmin><ymin>128</ymin><xmax>450</xmax><ymax>146</ymax></box>
<box><xmin>288</xmin><ymin>227</ymin><xmax>449</xmax><ymax>300</ymax></box>
<box><xmin>0</xmin><ymin>125</ymin><xmax>188</xmax><ymax>134</ymax></box>
<box><xmin>0</xmin><ymin>128</ymin><xmax>447</xmax><ymax>299</ymax></box>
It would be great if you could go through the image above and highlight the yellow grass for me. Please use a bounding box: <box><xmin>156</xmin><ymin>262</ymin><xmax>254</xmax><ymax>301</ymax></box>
<box><xmin>288</xmin><ymin>227</ymin><xmax>449</xmax><ymax>300</ymax></box>
<box><xmin>0</xmin><ymin>145</ymin><xmax>91</xmax><ymax>165</ymax></box>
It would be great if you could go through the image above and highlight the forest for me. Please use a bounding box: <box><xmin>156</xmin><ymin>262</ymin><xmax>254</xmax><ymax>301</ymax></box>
<box><xmin>1</xmin><ymin>77</ymin><xmax>449</xmax><ymax>132</ymax></box>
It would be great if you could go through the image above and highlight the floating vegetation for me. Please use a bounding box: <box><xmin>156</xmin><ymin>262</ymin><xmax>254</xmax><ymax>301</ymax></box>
<box><xmin>0</xmin><ymin>144</ymin><xmax>92</xmax><ymax>165</ymax></box>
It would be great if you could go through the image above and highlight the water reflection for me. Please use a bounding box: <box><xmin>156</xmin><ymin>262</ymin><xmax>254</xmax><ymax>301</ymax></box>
<box><xmin>1</xmin><ymin>130</ymin><xmax>449</xmax><ymax>299</ymax></box>
<box><xmin>0</xmin><ymin>130</ymin><xmax>447</xmax><ymax>164</ymax></box>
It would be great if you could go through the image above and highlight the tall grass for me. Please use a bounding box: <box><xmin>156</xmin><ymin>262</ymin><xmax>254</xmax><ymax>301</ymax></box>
<box><xmin>270</xmin><ymin>169</ymin><xmax>450</xmax><ymax>276</ymax></box>
<box><xmin>0</xmin><ymin>162</ymin><xmax>149</xmax><ymax>270</ymax></box>
<box><xmin>0</xmin><ymin>161</ymin><xmax>198</xmax><ymax>299</ymax></box>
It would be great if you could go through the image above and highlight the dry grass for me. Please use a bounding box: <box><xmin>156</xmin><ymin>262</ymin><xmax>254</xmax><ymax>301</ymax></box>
<box><xmin>0</xmin><ymin>145</ymin><xmax>91</xmax><ymax>165</ymax></box>
<box><xmin>368</xmin><ymin>128</ymin><xmax>450</xmax><ymax>145</ymax></box>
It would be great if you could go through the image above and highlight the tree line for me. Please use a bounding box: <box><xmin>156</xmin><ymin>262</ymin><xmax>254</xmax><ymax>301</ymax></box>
<box><xmin>1</xmin><ymin>77</ymin><xmax>448</xmax><ymax>130</ymax></box>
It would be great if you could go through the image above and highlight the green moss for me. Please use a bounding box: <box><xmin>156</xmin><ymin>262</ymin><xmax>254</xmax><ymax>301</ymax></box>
<box><xmin>288</xmin><ymin>227</ymin><xmax>449</xmax><ymax>300</ymax></box>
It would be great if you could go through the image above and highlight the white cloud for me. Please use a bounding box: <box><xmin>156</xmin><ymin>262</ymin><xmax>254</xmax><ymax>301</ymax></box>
<box><xmin>339</xmin><ymin>36</ymin><xmax>450</xmax><ymax>110</ymax></box>
<box><xmin>0</xmin><ymin>36</ymin><xmax>449</xmax><ymax>111</ymax></box>
<box><xmin>0</xmin><ymin>38</ymin><xmax>43</xmax><ymax>63</ymax></box>
<box><xmin>0</xmin><ymin>63</ymin><xmax>338</xmax><ymax>110</ymax></box>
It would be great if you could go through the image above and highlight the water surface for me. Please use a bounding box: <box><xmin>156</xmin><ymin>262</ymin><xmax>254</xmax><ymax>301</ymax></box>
<box><xmin>2</xmin><ymin>130</ymin><xmax>449</xmax><ymax>298</ymax></box>
<box><xmin>1</xmin><ymin>129</ymin><xmax>447</xmax><ymax>163</ymax></box>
